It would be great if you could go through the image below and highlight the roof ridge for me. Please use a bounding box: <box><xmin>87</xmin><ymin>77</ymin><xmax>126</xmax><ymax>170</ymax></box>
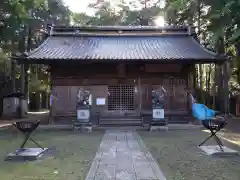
<box><xmin>51</xmin><ymin>32</ymin><xmax>190</xmax><ymax>37</ymax></box>
<box><xmin>50</xmin><ymin>25</ymin><xmax>192</xmax><ymax>36</ymax></box>
<box><xmin>53</xmin><ymin>25</ymin><xmax>189</xmax><ymax>29</ymax></box>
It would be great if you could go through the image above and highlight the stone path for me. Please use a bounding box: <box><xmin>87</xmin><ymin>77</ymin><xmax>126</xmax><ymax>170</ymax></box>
<box><xmin>85</xmin><ymin>130</ymin><xmax>166</xmax><ymax>180</ymax></box>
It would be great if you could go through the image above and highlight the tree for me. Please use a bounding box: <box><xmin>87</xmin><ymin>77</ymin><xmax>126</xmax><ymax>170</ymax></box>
<box><xmin>0</xmin><ymin>0</ymin><xmax>71</xmax><ymax>111</ymax></box>
<box><xmin>164</xmin><ymin>0</ymin><xmax>240</xmax><ymax>112</ymax></box>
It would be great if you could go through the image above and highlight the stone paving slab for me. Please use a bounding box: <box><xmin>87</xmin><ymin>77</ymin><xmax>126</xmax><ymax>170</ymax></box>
<box><xmin>85</xmin><ymin>130</ymin><xmax>166</xmax><ymax>180</ymax></box>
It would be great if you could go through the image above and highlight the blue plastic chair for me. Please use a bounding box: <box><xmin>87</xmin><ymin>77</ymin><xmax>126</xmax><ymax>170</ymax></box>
<box><xmin>191</xmin><ymin>100</ymin><xmax>227</xmax><ymax>151</ymax></box>
<box><xmin>192</xmin><ymin>103</ymin><xmax>216</xmax><ymax>121</ymax></box>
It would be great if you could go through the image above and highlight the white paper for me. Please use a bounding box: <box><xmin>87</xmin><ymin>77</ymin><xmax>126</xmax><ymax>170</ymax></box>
<box><xmin>77</xmin><ymin>110</ymin><xmax>90</xmax><ymax>119</ymax></box>
<box><xmin>96</xmin><ymin>98</ymin><xmax>106</xmax><ymax>105</ymax></box>
<box><xmin>153</xmin><ymin>109</ymin><xmax>164</xmax><ymax>119</ymax></box>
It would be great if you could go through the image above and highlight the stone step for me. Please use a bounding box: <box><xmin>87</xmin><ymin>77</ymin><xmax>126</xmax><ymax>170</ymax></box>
<box><xmin>167</xmin><ymin>116</ymin><xmax>190</xmax><ymax>124</ymax></box>
<box><xmin>99</xmin><ymin>115</ymin><xmax>142</xmax><ymax>126</ymax></box>
<box><xmin>99</xmin><ymin>117</ymin><xmax>143</xmax><ymax>126</ymax></box>
<box><xmin>98</xmin><ymin>123</ymin><xmax>143</xmax><ymax>127</ymax></box>
<box><xmin>168</xmin><ymin>121</ymin><xmax>189</xmax><ymax>124</ymax></box>
<box><xmin>99</xmin><ymin>116</ymin><xmax>141</xmax><ymax>120</ymax></box>
<box><xmin>100</xmin><ymin>118</ymin><xmax>142</xmax><ymax>121</ymax></box>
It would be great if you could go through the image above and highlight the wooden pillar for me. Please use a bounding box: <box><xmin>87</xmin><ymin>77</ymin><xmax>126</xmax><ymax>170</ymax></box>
<box><xmin>188</xmin><ymin>64</ymin><xmax>194</xmax><ymax>91</ymax></box>
<box><xmin>192</xmin><ymin>64</ymin><xmax>197</xmax><ymax>90</ymax></box>
<box><xmin>49</xmin><ymin>72</ymin><xmax>53</xmax><ymax>124</ymax></box>
<box><xmin>138</xmin><ymin>76</ymin><xmax>142</xmax><ymax>111</ymax></box>
<box><xmin>187</xmin><ymin>65</ymin><xmax>195</xmax><ymax>122</ymax></box>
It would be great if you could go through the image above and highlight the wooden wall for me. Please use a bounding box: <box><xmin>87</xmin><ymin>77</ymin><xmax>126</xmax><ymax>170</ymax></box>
<box><xmin>50</xmin><ymin>63</ymin><xmax>190</xmax><ymax>120</ymax></box>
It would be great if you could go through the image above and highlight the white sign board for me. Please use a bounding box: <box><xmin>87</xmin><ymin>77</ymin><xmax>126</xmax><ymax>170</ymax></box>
<box><xmin>77</xmin><ymin>110</ymin><xmax>90</xmax><ymax>120</ymax></box>
<box><xmin>153</xmin><ymin>109</ymin><xmax>164</xmax><ymax>119</ymax></box>
<box><xmin>96</xmin><ymin>98</ymin><xmax>106</xmax><ymax>105</ymax></box>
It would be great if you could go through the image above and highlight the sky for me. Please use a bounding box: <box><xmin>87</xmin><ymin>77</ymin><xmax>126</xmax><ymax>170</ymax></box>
<box><xmin>63</xmin><ymin>0</ymin><xmax>165</xmax><ymax>14</ymax></box>
<box><xmin>63</xmin><ymin>0</ymin><xmax>166</xmax><ymax>26</ymax></box>
<box><xmin>63</xmin><ymin>0</ymin><xmax>96</xmax><ymax>15</ymax></box>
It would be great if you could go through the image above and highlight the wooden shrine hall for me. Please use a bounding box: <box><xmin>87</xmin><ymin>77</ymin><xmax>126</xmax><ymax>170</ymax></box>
<box><xmin>16</xmin><ymin>26</ymin><xmax>228</xmax><ymax>125</ymax></box>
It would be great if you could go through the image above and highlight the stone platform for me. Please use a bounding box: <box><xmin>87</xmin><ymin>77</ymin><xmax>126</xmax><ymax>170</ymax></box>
<box><xmin>198</xmin><ymin>145</ymin><xmax>239</xmax><ymax>156</ymax></box>
<box><xmin>5</xmin><ymin>148</ymin><xmax>49</xmax><ymax>161</ymax></box>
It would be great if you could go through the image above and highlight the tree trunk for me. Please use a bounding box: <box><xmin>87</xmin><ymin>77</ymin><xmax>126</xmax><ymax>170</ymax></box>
<box><xmin>45</xmin><ymin>90</ymin><xmax>49</xmax><ymax>109</ymax></box>
<box><xmin>19</xmin><ymin>25</ymin><xmax>27</xmax><ymax>117</ymax></box>
<box><xmin>199</xmin><ymin>64</ymin><xmax>203</xmax><ymax>102</ymax></box>
<box><xmin>207</xmin><ymin>64</ymin><xmax>212</xmax><ymax>106</ymax></box>
<box><xmin>36</xmin><ymin>91</ymin><xmax>41</xmax><ymax>111</ymax></box>
<box><xmin>216</xmin><ymin>37</ymin><xmax>225</xmax><ymax>112</ymax></box>
<box><xmin>213</xmin><ymin>64</ymin><xmax>217</xmax><ymax>109</ymax></box>
<box><xmin>197</xmin><ymin>0</ymin><xmax>203</xmax><ymax>103</ymax></box>
<box><xmin>11</xmin><ymin>59</ymin><xmax>16</xmax><ymax>92</ymax></box>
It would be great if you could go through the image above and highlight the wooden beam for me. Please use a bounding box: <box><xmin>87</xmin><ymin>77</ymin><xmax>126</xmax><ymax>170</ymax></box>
<box><xmin>117</xmin><ymin>63</ymin><xmax>126</xmax><ymax>77</ymax></box>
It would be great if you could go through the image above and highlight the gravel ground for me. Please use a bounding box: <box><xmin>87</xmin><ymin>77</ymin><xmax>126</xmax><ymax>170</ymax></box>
<box><xmin>0</xmin><ymin>129</ymin><xmax>104</xmax><ymax>180</ymax></box>
<box><xmin>138</xmin><ymin>130</ymin><xmax>240</xmax><ymax>180</ymax></box>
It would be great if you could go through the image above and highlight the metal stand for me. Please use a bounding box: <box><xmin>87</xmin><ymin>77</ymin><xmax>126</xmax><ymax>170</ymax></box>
<box><xmin>5</xmin><ymin>120</ymin><xmax>49</xmax><ymax>161</ymax></box>
<box><xmin>199</xmin><ymin>118</ymin><xmax>227</xmax><ymax>152</ymax></box>
<box><xmin>17</xmin><ymin>130</ymin><xmax>44</xmax><ymax>150</ymax></box>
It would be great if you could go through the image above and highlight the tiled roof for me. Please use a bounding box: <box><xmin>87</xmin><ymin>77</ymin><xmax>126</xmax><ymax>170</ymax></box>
<box><xmin>22</xmin><ymin>26</ymin><xmax>225</xmax><ymax>62</ymax></box>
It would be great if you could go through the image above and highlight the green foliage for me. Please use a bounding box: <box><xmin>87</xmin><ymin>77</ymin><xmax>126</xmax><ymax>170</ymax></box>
<box><xmin>163</xmin><ymin>0</ymin><xmax>240</xmax><ymax>97</ymax></box>
<box><xmin>0</xmin><ymin>48</ymin><xmax>11</xmax><ymax>73</ymax></box>
<box><xmin>2</xmin><ymin>0</ymin><xmax>240</xmax><ymax>101</ymax></box>
<box><xmin>0</xmin><ymin>0</ymin><xmax>71</xmax><ymax>95</ymax></box>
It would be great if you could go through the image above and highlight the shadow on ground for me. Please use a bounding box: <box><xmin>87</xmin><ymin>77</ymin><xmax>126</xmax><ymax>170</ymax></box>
<box><xmin>139</xmin><ymin>130</ymin><xmax>240</xmax><ymax>180</ymax></box>
<box><xmin>0</xmin><ymin>130</ymin><xmax>104</xmax><ymax>180</ymax></box>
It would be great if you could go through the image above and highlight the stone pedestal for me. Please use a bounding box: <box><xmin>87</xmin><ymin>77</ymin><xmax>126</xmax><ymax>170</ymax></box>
<box><xmin>149</xmin><ymin>125</ymin><xmax>168</xmax><ymax>131</ymax></box>
<box><xmin>149</xmin><ymin>108</ymin><xmax>167</xmax><ymax>131</ymax></box>
<box><xmin>74</xmin><ymin>108</ymin><xmax>92</xmax><ymax>132</ymax></box>
<box><xmin>73</xmin><ymin>122</ymin><xmax>92</xmax><ymax>132</ymax></box>
<box><xmin>198</xmin><ymin>145</ymin><xmax>239</xmax><ymax>156</ymax></box>
<box><xmin>5</xmin><ymin>148</ymin><xmax>49</xmax><ymax>161</ymax></box>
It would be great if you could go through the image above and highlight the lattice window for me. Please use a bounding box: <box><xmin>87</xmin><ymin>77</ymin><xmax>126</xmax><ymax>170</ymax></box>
<box><xmin>108</xmin><ymin>85</ymin><xmax>135</xmax><ymax>111</ymax></box>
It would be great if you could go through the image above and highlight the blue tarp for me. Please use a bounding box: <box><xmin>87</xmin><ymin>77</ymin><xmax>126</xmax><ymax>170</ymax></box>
<box><xmin>192</xmin><ymin>103</ymin><xmax>216</xmax><ymax>121</ymax></box>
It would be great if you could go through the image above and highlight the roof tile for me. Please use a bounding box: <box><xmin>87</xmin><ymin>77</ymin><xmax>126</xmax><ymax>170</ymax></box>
<box><xmin>27</xmin><ymin>35</ymin><xmax>219</xmax><ymax>61</ymax></box>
